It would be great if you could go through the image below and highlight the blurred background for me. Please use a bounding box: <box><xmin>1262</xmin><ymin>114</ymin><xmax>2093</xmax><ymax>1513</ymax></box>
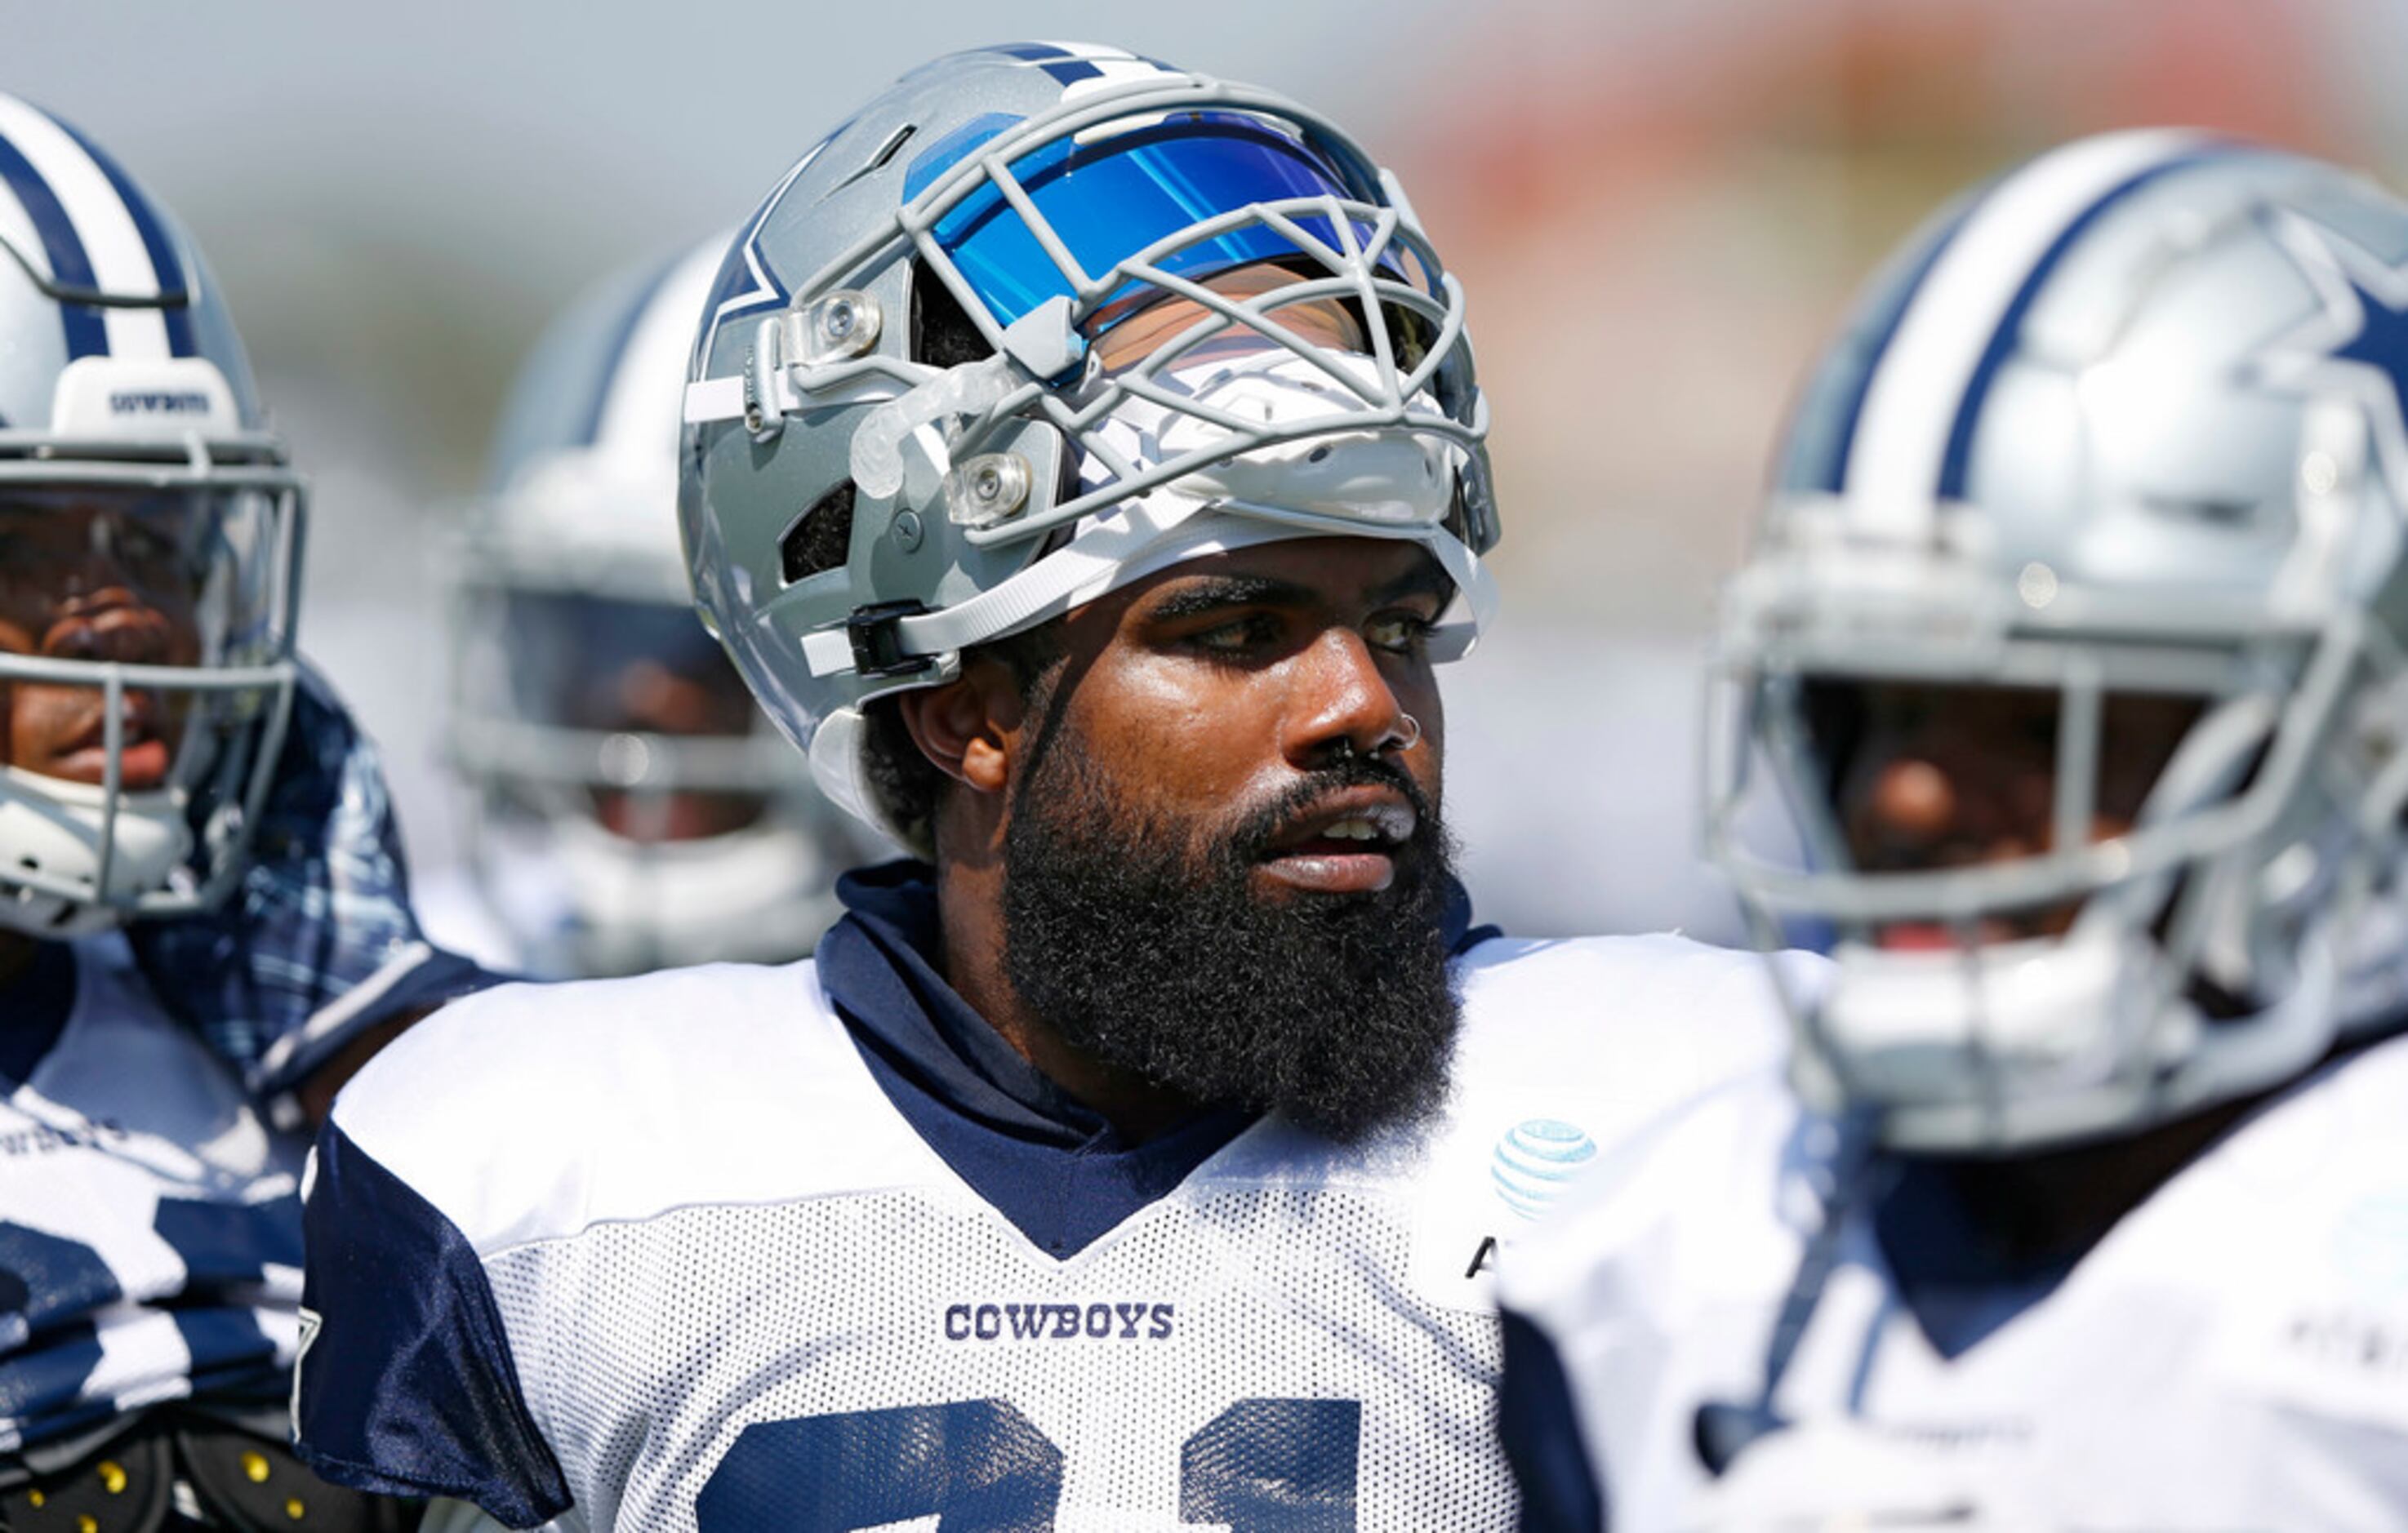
<box><xmin>11</xmin><ymin>0</ymin><xmax>2395</xmax><ymax>939</ymax></box>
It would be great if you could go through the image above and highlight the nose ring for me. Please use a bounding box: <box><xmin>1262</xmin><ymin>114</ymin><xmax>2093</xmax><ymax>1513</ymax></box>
<box><xmin>1370</xmin><ymin>713</ymin><xmax>1422</xmax><ymax>758</ymax></box>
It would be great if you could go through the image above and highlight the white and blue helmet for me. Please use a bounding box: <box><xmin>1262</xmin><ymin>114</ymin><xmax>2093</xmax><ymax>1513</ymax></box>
<box><xmin>1710</xmin><ymin>131</ymin><xmax>2408</xmax><ymax>1149</ymax></box>
<box><xmin>679</xmin><ymin>43</ymin><xmax>1499</xmax><ymax>851</ymax></box>
<box><xmin>449</xmin><ymin>237</ymin><xmax>875</xmax><ymax>976</ymax></box>
<box><xmin>0</xmin><ymin>93</ymin><xmax>300</xmax><ymax>935</ymax></box>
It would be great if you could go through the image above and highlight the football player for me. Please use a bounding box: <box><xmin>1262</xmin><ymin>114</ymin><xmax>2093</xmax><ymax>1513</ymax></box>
<box><xmin>1502</xmin><ymin>132</ymin><xmax>2408</xmax><ymax>1529</ymax></box>
<box><xmin>431</xmin><ymin>237</ymin><xmax>879</xmax><ymax>977</ymax></box>
<box><xmin>0</xmin><ymin>93</ymin><xmax>461</xmax><ymax>1528</ymax></box>
<box><xmin>292</xmin><ymin>43</ymin><xmax>1800</xmax><ymax>1531</ymax></box>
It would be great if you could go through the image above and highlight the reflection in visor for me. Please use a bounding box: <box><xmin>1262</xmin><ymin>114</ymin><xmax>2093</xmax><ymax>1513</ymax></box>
<box><xmin>0</xmin><ymin>489</ymin><xmax>274</xmax><ymax>664</ymax></box>
<box><xmin>928</xmin><ymin>110</ymin><xmax>1393</xmax><ymax>334</ymax></box>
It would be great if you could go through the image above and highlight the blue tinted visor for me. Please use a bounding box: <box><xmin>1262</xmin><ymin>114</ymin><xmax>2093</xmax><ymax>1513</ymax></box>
<box><xmin>925</xmin><ymin>110</ymin><xmax>1391</xmax><ymax>333</ymax></box>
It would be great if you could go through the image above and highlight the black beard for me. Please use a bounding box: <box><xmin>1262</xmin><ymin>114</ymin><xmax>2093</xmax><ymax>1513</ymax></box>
<box><xmin>1000</xmin><ymin>730</ymin><xmax>1462</xmax><ymax>1144</ymax></box>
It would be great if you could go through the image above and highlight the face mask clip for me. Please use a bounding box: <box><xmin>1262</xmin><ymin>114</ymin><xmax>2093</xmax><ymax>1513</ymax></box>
<box><xmin>999</xmin><ymin>295</ymin><xmax>1087</xmax><ymax>384</ymax></box>
<box><xmin>846</xmin><ymin>598</ymin><xmax>937</xmax><ymax>678</ymax></box>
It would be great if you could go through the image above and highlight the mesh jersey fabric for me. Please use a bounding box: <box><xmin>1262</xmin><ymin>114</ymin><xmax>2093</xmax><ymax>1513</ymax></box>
<box><xmin>1501</xmin><ymin>1033</ymin><xmax>2408</xmax><ymax>1531</ymax></box>
<box><xmin>0</xmin><ymin>933</ymin><xmax>305</xmax><ymax>1464</ymax></box>
<box><xmin>298</xmin><ymin>931</ymin><xmax>1798</xmax><ymax>1531</ymax></box>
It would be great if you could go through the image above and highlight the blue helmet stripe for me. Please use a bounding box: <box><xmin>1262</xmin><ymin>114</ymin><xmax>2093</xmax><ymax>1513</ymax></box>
<box><xmin>1810</xmin><ymin>195</ymin><xmax>1983</xmax><ymax>495</ymax></box>
<box><xmin>580</xmin><ymin>251</ymin><xmax>681</xmax><ymax>447</ymax></box>
<box><xmin>51</xmin><ymin>113</ymin><xmax>195</xmax><ymax>356</ymax></box>
<box><xmin>0</xmin><ymin>129</ymin><xmax>106</xmax><ymax>358</ymax></box>
<box><xmin>976</xmin><ymin>42</ymin><xmax>1105</xmax><ymax>83</ymax></box>
<box><xmin>1934</xmin><ymin>146</ymin><xmax>2235</xmax><ymax>500</ymax></box>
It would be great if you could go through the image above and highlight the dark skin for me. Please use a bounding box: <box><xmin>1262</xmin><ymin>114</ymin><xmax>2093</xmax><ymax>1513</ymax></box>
<box><xmin>1833</xmin><ymin>682</ymin><xmax>2200</xmax><ymax>944</ymax></box>
<box><xmin>587</xmin><ymin>655</ymin><xmax>765</xmax><ymax>842</ymax></box>
<box><xmin>897</xmin><ymin>535</ymin><xmax>1453</xmax><ymax>1143</ymax></box>
<box><xmin>0</xmin><ymin>500</ymin><xmax>202</xmax><ymax>989</ymax></box>
<box><xmin>1834</xmin><ymin>681</ymin><xmax>2272</xmax><ymax>1265</ymax></box>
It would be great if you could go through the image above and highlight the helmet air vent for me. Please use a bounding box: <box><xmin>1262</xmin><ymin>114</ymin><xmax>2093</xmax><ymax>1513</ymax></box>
<box><xmin>870</xmin><ymin>124</ymin><xmax>916</xmax><ymax>172</ymax></box>
<box><xmin>781</xmin><ymin>481</ymin><xmax>857</xmax><ymax>585</ymax></box>
<box><xmin>830</xmin><ymin>124</ymin><xmax>919</xmax><ymax>197</ymax></box>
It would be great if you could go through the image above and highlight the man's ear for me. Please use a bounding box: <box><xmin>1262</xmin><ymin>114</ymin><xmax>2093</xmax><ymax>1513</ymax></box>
<box><xmin>896</xmin><ymin>659</ymin><xmax>1026</xmax><ymax>797</ymax></box>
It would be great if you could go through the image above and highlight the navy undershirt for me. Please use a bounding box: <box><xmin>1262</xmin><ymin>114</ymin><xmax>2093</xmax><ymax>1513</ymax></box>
<box><xmin>0</xmin><ymin>940</ymin><xmax>76</xmax><ymax>1090</ymax></box>
<box><xmin>815</xmin><ymin>859</ymin><xmax>1488</xmax><ymax>1257</ymax></box>
<box><xmin>1869</xmin><ymin>1158</ymin><xmax>2079</xmax><ymax>1360</ymax></box>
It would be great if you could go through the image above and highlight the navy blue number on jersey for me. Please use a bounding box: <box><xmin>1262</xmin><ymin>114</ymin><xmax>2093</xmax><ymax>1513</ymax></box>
<box><xmin>0</xmin><ymin>1221</ymin><xmax>117</xmax><ymax>1433</ymax></box>
<box><xmin>695</xmin><ymin>1396</ymin><xmax>1360</xmax><ymax>1531</ymax></box>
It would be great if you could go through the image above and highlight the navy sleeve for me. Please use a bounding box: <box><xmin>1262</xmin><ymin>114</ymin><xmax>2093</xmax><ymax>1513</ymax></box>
<box><xmin>1498</xmin><ymin>1306</ymin><xmax>1609</xmax><ymax>1533</ymax></box>
<box><xmin>294</xmin><ymin>1120</ymin><xmax>572</xmax><ymax>1529</ymax></box>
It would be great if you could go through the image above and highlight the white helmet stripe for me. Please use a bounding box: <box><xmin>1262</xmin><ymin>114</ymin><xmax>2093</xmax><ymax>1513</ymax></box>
<box><xmin>1845</xmin><ymin>128</ymin><xmax>2213</xmax><ymax>534</ymax></box>
<box><xmin>0</xmin><ymin>95</ymin><xmax>171</xmax><ymax>361</ymax></box>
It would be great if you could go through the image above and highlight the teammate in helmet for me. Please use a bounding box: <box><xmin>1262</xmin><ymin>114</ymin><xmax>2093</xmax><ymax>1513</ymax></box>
<box><xmin>1502</xmin><ymin>133</ymin><xmax>2408</xmax><ymax>1530</ymax></box>
<box><xmin>293</xmin><ymin>44</ymin><xmax>1796</xmax><ymax>1530</ymax></box>
<box><xmin>0</xmin><ymin>87</ymin><xmax>473</xmax><ymax>1527</ymax></box>
<box><xmin>430</xmin><ymin>237</ymin><xmax>880</xmax><ymax>978</ymax></box>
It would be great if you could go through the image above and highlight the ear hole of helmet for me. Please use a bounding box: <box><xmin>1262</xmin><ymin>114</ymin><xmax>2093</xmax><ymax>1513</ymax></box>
<box><xmin>911</xmin><ymin>259</ymin><xmax>995</xmax><ymax>369</ymax></box>
<box><xmin>781</xmin><ymin>481</ymin><xmax>857</xmax><ymax>585</ymax></box>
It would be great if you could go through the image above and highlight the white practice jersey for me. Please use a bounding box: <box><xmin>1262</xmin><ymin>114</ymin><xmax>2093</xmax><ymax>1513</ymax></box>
<box><xmin>293</xmin><ymin>933</ymin><xmax>1797</xmax><ymax>1531</ymax></box>
<box><xmin>0</xmin><ymin>935</ymin><xmax>306</xmax><ymax>1458</ymax></box>
<box><xmin>1502</xmin><ymin>1035</ymin><xmax>2408</xmax><ymax>1531</ymax></box>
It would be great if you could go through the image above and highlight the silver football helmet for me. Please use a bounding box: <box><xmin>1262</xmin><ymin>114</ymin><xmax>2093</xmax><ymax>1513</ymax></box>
<box><xmin>0</xmin><ymin>94</ymin><xmax>302</xmax><ymax>937</ymax></box>
<box><xmin>1708</xmin><ymin>131</ymin><xmax>2408</xmax><ymax>1150</ymax></box>
<box><xmin>679</xmin><ymin>42</ymin><xmax>1499</xmax><ymax>851</ymax></box>
<box><xmin>448</xmin><ymin>237</ymin><xmax>877</xmax><ymax>976</ymax></box>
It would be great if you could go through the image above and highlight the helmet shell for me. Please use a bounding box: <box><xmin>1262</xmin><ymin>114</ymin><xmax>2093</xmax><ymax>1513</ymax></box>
<box><xmin>1770</xmin><ymin>131</ymin><xmax>2408</xmax><ymax>630</ymax></box>
<box><xmin>0</xmin><ymin>93</ymin><xmax>269</xmax><ymax>442</ymax></box>
<box><xmin>1718</xmin><ymin>131</ymin><xmax>2408</xmax><ymax>1149</ymax></box>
